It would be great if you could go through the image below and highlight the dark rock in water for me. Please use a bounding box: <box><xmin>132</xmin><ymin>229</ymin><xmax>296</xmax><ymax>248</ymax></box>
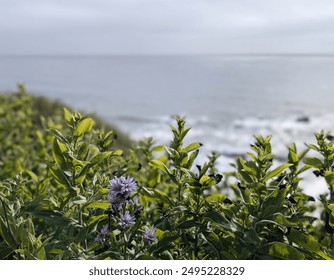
<box><xmin>296</xmin><ymin>116</ymin><xmax>310</xmax><ymax>123</ymax></box>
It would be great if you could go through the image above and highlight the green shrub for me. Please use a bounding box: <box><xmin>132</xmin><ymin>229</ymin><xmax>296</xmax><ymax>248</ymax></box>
<box><xmin>0</xmin><ymin>86</ymin><xmax>333</xmax><ymax>259</ymax></box>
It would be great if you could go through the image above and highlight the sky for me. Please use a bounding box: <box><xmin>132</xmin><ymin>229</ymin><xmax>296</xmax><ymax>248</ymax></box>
<box><xmin>1</xmin><ymin>0</ymin><xmax>334</xmax><ymax>55</ymax></box>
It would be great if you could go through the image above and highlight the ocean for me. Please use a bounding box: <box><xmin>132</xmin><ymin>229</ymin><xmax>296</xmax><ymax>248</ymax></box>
<box><xmin>1</xmin><ymin>54</ymin><xmax>334</xmax><ymax>196</ymax></box>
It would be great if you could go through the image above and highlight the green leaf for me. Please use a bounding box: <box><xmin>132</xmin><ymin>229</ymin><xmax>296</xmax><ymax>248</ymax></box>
<box><xmin>273</xmin><ymin>214</ymin><xmax>300</xmax><ymax>227</ymax></box>
<box><xmin>136</xmin><ymin>255</ymin><xmax>159</xmax><ymax>260</ymax></box>
<box><xmin>239</xmin><ymin>171</ymin><xmax>254</xmax><ymax>184</ymax></box>
<box><xmin>0</xmin><ymin>242</ymin><xmax>15</xmax><ymax>259</ymax></box>
<box><xmin>328</xmin><ymin>204</ymin><xmax>334</xmax><ymax>227</ymax></box>
<box><xmin>74</xmin><ymin>228</ymin><xmax>88</xmax><ymax>244</ymax></box>
<box><xmin>98</xmin><ymin>188</ymin><xmax>109</xmax><ymax>195</ymax></box>
<box><xmin>183</xmin><ymin>142</ymin><xmax>202</xmax><ymax>153</ymax></box>
<box><xmin>149</xmin><ymin>160</ymin><xmax>177</xmax><ymax>184</ymax></box>
<box><xmin>25</xmin><ymin>170</ymin><xmax>38</xmax><ymax>183</ymax></box>
<box><xmin>36</xmin><ymin>235</ymin><xmax>47</xmax><ymax>260</ymax></box>
<box><xmin>149</xmin><ymin>160</ymin><xmax>170</xmax><ymax>175</ymax></box>
<box><xmin>141</xmin><ymin>186</ymin><xmax>155</xmax><ymax>198</ymax></box>
<box><xmin>324</xmin><ymin>171</ymin><xmax>334</xmax><ymax>187</ymax></box>
<box><xmin>85</xmin><ymin>201</ymin><xmax>110</xmax><ymax>209</ymax></box>
<box><xmin>298</xmin><ymin>148</ymin><xmax>309</xmax><ymax>161</ymax></box>
<box><xmin>258</xmin><ymin>205</ymin><xmax>278</xmax><ymax>220</ymax></box>
<box><xmin>0</xmin><ymin>217</ymin><xmax>17</xmax><ymax>249</ymax></box>
<box><xmin>88</xmin><ymin>214</ymin><xmax>108</xmax><ymax>226</ymax></box>
<box><xmin>205</xmin><ymin>194</ymin><xmax>227</xmax><ymax>203</ymax></box>
<box><xmin>288</xmin><ymin>147</ymin><xmax>299</xmax><ymax>163</ymax></box>
<box><xmin>112</xmin><ymin>149</ymin><xmax>123</xmax><ymax>156</ymax></box>
<box><xmin>63</xmin><ymin>108</ymin><xmax>73</xmax><ymax>123</ymax></box>
<box><xmin>176</xmin><ymin>220</ymin><xmax>200</xmax><ymax>229</ymax></box>
<box><xmin>74</xmin><ymin>118</ymin><xmax>93</xmax><ymax>137</ymax></box>
<box><xmin>49</xmin><ymin>166</ymin><xmax>72</xmax><ymax>189</ymax></box>
<box><xmin>263</xmin><ymin>163</ymin><xmax>293</xmax><ymax>182</ymax></box>
<box><xmin>77</xmin><ymin>142</ymin><xmax>90</xmax><ymax>160</ymax></box>
<box><xmin>147</xmin><ymin>169</ymin><xmax>161</xmax><ymax>187</ymax></box>
<box><xmin>239</xmin><ymin>188</ymin><xmax>252</xmax><ymax>204</ymax></box>
<box><xmin>297</xmin><ymin>165</ymin><xmax>311</xmax><ymax>175</ymax></box>
<box><xmin>153</xmin><ymin>145</ymin><xmax>165</xmax><ymax>152</ymax></box>
<box><xmin>154</xmin><ymin>189</ymin><xmax>175</xmax><ymax>206</ymax></box>
<box><xmin>90</xmin><ymin>151</ymin><xmax>112</xmax><ymax>165</ymax></box>
<box><xmin>266</xmin><ymin>242</ymin><xmax>304</xmax><ymax>260</ymax></box>
<box><xmin>199</xmin><ymin>175</ymin><xmax>210</xmax><ymax>185</ymax></box>
<box><xmin>48</xmin><ymin>128</ymin><xmax>67</xmax><ymax>143</ymax></box>
<box><xmin>203</xmin><ymin>211</ymin><xmax>235</xmax><ymax>231</ymax></box>
<box><xmin>52</xmin><ymin>139</ymin><xmax>68</xmax><ymax>169</ymax></box>
<box><xmin>204</xmin><ymin>232</ymin><xmax>223</xmax><ymax>259</ymax></box>
<box><xmin>23</xmin><ymin>210</ymin><xmax>67</xmax><ymax>226</ymax></box>
<box><xmin>238</xmin><ymin>158</ymin><xmax>257</xmax><ymax>176</ymax></box>
<box><xmin>185</xmin><ymin>148</ymin><xmax>199</xmax><ymax>169</ymax></box>
<box><xmin>169</xmin><ymin>206</ymin><xmax>188</xmax><ymax>215</ymax></box>
<box><xmin>73</xmin><ymin>195</ymin><xmax>87</xmax><ymax>205</ymax></box>
<box><xmin>244</xmin><ymin>228</ymin><xmax>261</xmax><ymax>244</ymax></box>
<box><xmin>76</xmin><ymin>164</ymin><xmax>91</xmax><ymax>184</ymax></box>
<box><xmin>288</xmin><ymin>228</ymin><xmax>332</xmax><ymax>260</ymax></box>
<box><xmin>154</xmin><ymin>235</ymin><xmax>179</xmax><ymax>254</ymax></box>
<box><xmin>305</xmin><ymin>144</ymin><xmax>319</xmax><ymax>152</ymax></box>
<box><xmin>303</xmin><ymin>157</ymin><xmax>323</xmax><ymax>169</ymax></box>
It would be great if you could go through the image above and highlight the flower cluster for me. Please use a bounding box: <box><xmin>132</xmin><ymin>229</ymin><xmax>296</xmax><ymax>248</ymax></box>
<box><xmin>143</xmin><ymin>226</ymin><xmax>156</xmax><ymax>245</ymax></box>
<box><xmin>108</xmin><ymin>176</ymin><xmax>137</xmax><ymax>208</ymax></box>
<box><xmin>108</xmin><ymin>176</ymin><xmax>141</xmax><ymax>231</ymax></box>
<box><xmin>95</xmin><ymin>225</ymin><xmax>109</xmax><ymax>243</ymax></box>
<box><xmin>118</xmin><ymin>211</ymin><xmax>136</xmax><ymax>229</ymax></box>
<box><xmin>95</xmin><ymin>176</ymin><xmax>156</xmax><ymax>246</ymax></box>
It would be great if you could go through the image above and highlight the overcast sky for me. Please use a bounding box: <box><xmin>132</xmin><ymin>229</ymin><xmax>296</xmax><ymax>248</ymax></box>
<box><xmin>1</xmin><ymin>0</ymin><xmax>334</xmax><ymax>55</ymax></box>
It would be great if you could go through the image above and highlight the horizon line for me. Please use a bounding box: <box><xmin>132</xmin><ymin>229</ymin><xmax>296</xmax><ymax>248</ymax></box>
<box><xmin>1</xmin><ymin>52</ymin><xmax>334</xmax><ymax>57</ymax></box>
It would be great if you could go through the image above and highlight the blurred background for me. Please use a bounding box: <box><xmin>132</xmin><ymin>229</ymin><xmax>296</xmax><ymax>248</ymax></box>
<box><xmin>1</xmin><ymin>0</ymin><xmax>334</xmax><ymax>196</ymax></box>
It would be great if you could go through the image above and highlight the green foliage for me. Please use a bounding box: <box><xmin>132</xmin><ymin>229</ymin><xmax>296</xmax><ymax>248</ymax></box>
<box><xmin>0</xmin><ymin>86</ymin><xmax>334</xmax><ymax>259</ymax></box>
<box><xmin>304</xmin><ymin>131</ymin><xmax>334</xmax><ymax>249</ymax></box>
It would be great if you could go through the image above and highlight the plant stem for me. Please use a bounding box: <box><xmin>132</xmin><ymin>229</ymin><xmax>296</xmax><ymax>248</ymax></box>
<box><xmin>193</xmin><ymin>193</ymin><xmax>201</xmax><ymax>260</ymax></box>
<box><xmin>1</xmin><ymin>199</ymin><xmax>19</xmax><ymax>248</ymax></box>
<box><xmin>176</xmin><ymin>169</ymin><xmax>182</xmax><ymax>203</ymax></box>
<box><xmin>177</xmin><ymin>179</ymin><xmax>182</xmax><ymax>255</ymax></box>
<box><xmin>330</xmin><ymin>185</ymin><xmax>334</xmax><ymax>249</ymax></box>
<box><xmin>123</xmin><ymin>231</ymin><xmax>127</xmax><ymax>260</ymax></box>
<box><xmin>79</xmin><ymin>207</ymin><xmax>83</xmax><ymax>226</ymax></box>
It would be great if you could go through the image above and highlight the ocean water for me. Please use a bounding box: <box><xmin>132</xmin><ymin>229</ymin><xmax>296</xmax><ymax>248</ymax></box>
<box><xmin>1</xmin><ymin>54</ymin><xmax>334</xmax><ymax>197</ymax></box>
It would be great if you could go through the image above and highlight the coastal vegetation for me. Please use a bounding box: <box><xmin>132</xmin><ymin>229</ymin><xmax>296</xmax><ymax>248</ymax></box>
<box><xmin>0</xmin><ymin>85</ymin><xmax>334</xmax><ymax>260</ymax></box>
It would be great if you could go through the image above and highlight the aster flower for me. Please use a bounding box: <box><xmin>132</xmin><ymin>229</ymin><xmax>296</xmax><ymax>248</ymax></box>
<box><xmin>143</xmin><ymin>226</ymin><xmax>156</xmax><ymax>245</ymax></box>
<box><xmin>131</xmin><ymin>197</ymin><xmax>140</xmax><ymax>206</ymax></box>
<box><xmin>108</xmin><ymin>176</ymin><xmax>137</xmax><ymax>208</ymax></box>
<box><xmin>118</xmin><ymin>211</ymin><xmax>135</xmax><ymax>230</ymax></box>
<box><xmin>95</xmin><ymin>225</ymin><xmax>109</xmax><ymax>243</ymax></box>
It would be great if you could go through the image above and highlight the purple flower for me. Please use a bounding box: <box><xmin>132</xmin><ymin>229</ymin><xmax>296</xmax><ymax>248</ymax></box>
<box><xmin>118</xmin><ymin>211</ymin><xmax>135</xmax><ymax>230</ymax></box>
<box><xmin>95</xmin><ymin>225</ymin><xmax>109</xmax><ymax>243</ymax></box>
<box><xmin>108</xmin><ymin>176</ymin><xmax>137</xmax><ymax>207</ymax></box>
<box><xmin>100</xmin><ymin>225</ymin><xmax>109</xmax><ymax>236</ymax></box>
<box><xmin>143</xmin><ymin>226</ymin><xmax>156</xmax><ymax>244</ymax></box>
<box><xmin>131</xmin><ymin>197</ymin><xmax>140</xmax><ymax>206</ymax></box>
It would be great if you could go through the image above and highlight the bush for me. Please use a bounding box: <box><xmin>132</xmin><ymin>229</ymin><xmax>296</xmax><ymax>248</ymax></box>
<box><xmin>0</xmin><ymin>86</ymin><xmax>334</xmax><ymax>260</ymax></box>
